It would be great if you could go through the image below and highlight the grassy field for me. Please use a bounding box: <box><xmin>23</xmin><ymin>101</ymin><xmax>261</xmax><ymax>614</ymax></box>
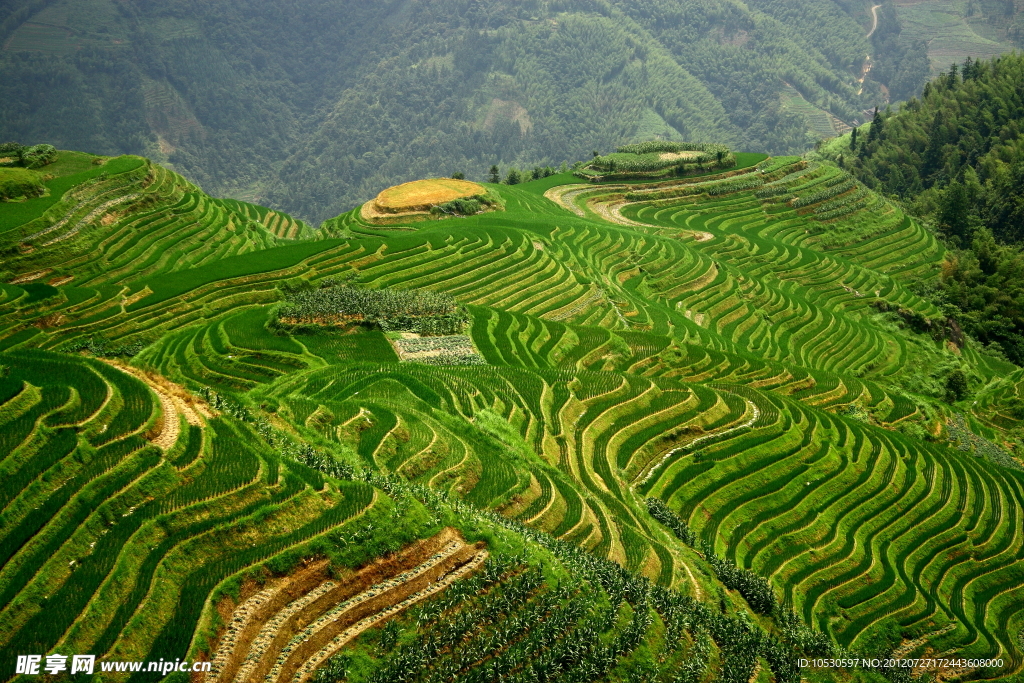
<box><xmin>0</xmin><ymin>148</ymin><xmax>1022</xmax><ymax>682</ymax></box>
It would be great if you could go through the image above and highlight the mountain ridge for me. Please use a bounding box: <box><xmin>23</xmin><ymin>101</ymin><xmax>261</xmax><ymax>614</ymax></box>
<box><xmin>9</xmin><ymin>0</ymin><xmax>1022</xmax><ymax>223</ymax></box>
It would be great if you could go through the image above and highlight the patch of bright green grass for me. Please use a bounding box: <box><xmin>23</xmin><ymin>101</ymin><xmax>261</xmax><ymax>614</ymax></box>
<box><xmin>43</xmin><ymin>151</ymin><xmax>106</xmax><ymax>177</ymax></box>
<box><xmin>0</xmin><ymin>168</ymin><xmax>44</xmax><ymax>199</ymax></box>
<box><xmin>129</xmin><ymin>238</ymin><xmax>355</xmax><ymax>310</ymax></box>
<box><xmin>512</xmin><ymin>172</ymin><xmax>579</xmax><ymax>194</ymax></box>
<box><xmin>0</xmin><ymin>155</ymin><xmax>144</xmax><ymax>234</ymax></box>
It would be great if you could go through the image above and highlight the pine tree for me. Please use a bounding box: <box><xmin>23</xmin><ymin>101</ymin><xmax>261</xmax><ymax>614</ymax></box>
<box><xmin>867</xmin><ymin>107</ymin><xmax>883</xmax><ymax>143</ymax></box>
<box><xmin>488</xmin><ymin>165</ymin><xmax>500</xmax><ymax>183</ymax></box>
<box><xmin>850</xmin><ymin>127</ymin><xmax>857</xmax><ymax>149</ymax></box>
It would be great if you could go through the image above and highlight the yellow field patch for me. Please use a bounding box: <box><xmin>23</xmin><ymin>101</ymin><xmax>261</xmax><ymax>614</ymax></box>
<box><xmin>374</xmin><ymin>178</ymin><xmax>485</xmax><ymax>214</ymax></box>
<box><xmin>658</xmin><ymin>151</ymin><xmax>702</xmax><ymax>161</ymax></box>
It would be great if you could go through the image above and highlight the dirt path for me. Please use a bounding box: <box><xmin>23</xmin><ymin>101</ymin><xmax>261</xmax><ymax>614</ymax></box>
<box><xmin>679</xmin><ymin>557</ymin><xmax>704</xmax><ymax>601</ymax></box>
<box><xmin>98</xmin><ymin>360</ymin><xmax>209</xmax><ymax>451</ymax></box>
<box><xmin>543</xmin><ymin>184</ymin><xmax>592</xmax><ymax>217</ymax></box>
<box><xmin>866</xmin><ymin>4</ymin><xmax>882</xmax><ymax>38</ymax></box>
<box><xmin>604</xmin><ymin>200</ymin><xmax>714</xmax><ymax>241</ymax></box>
<box><xmin>635</xmin><ymin>399</ymin><xmax>759</xmax><ymax>487</ymax></box>
<box><xmin>544</xmin><ymin>185</ymin><xmax>714</xmax><ymax>241</ymax></box>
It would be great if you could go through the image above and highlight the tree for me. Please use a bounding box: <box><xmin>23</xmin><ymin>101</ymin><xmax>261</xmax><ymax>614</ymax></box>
<box><xmin>938</xmin><ymin>180</ymin><xmax>970</xmax><ymax>242</ymax></box>
<box><xmin>20</xmin><ymin>144</ymin><xmax>57</xmax><ymax>169</ymax></box>
<box><xmin>488</xmin><ymin>165</ymin><xmax>500</xmax><ymax>184</ymax></box>
<box><xmin>945</xmin><ymin>370</ymin><xmax>968</xmax><ymax>402</ymax></box>
<box><xmin>885</xmin><ymin>165</ymin><xmax>905</xmax><ymax>197</ymax></box>
<box><xmin>867</xmin><ymin>107</ymin><xmax>884</xmax><ymax>143</ymax></box>
<box><xmin>451</xmin><ymin>172</ymin><xmax>465</xmax><ymax>180</ymax></box>
<box><xmin>947</xmin><ymin>61</ymin><xmax>959</xmax><ymax>88</ymax></box>
<box><xmin>850</xmin><ymin>127</ymin><xmax>857</xmax><ymax>149</ymax></box>
<box><xmin>505</xmin><ymin>168</ymin><xmax>521</xmax><ymax>185</ymax></box>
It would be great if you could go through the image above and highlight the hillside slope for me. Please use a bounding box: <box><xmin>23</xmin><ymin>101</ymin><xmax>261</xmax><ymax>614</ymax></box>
<box><xmin>8</xmin><ymin>0</ymin><xmax>1019</xmax><ymax>223</ymax></box>
<box><xmin>818</xmin><ymin>52</ymin><xmax>1024</xmax><ymax>366</ymax></box>
<box><xmin>2</xmin><ymin>148</ymin><xmax>1024</xmax><ymax>681</ymax></box>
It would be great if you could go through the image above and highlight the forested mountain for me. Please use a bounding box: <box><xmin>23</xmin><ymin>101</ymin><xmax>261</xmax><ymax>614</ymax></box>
<box><xmin>817</xmin><ymin>52</ymin><xmax>1024</xmax><ymax>365</ymax></box>
<box><xmin>5</xmin><ymin>0</ymin><xmax>1010</xmax><ymax>223</ymax></box>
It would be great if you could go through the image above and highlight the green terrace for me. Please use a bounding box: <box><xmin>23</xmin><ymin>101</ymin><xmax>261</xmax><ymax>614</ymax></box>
<box><xmin>1</xmin><ymin>147</ymin><xmax>1023</xmax><ymax>681</ymax></box>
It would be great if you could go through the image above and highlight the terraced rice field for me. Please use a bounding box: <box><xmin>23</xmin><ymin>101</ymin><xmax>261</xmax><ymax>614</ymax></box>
<box><xmin>1</xmin><ymin>159</ymin><xmax>314</xmax><ymax>291</ymax></box>
<box><xmin>3</xmin><ymin>22</ymin><xmax>80</xmax><ymax>54</ymax></box>
<box><xmin>895</xmin><ymin>1</ymin><xmax>1011</xmax><ymax>73</ymax></box>
<box><xmin>780</xmin><ymin>84</ymin><xmax>840</xmax><ymax>139</ymax></box>
<box><xmin>2</xmin><ymin>151</ymin><xmax>1023</xmax><ymax>680</ymax></box>
<box><xmin>0</xmin><ymin>350</ymin><xmax>376</xmax><ymax>679</ymax></box>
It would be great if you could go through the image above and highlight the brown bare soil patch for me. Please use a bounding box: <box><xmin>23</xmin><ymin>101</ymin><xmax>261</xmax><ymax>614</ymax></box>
<box><xmin>293</xmin><ymin>548</ymin><xmax>488</xmax><ymax>683</ymax></box>
<box><xmin>48</xmin><ymin>275</ymin><xmax>74</xmax><ymax>286</ymax></box>
<box><xmin>122</xmin><ymin>286</ymin><xmax>153</xmax><ymax>308</ymax></box>
<box><xmin>9</xmin><ymin>269</ymin><xmax>52</xmax><ymax>284</ymax></box>
<box><xmin>374</xmin><ymin>178</ymin><xmax>484</xmax><ymax>214</ymax></box>
<box><xmin>204</xmin><ymin>529</ymin><xmax>486</xmax><ymax>683</ymax></box>
<box><xmin>34</xmin><ymin>313</ymin><xmax>65</xmax><ymax>329</ymax></box>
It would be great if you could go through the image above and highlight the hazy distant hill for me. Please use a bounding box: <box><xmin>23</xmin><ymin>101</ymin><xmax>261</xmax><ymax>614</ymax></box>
<box><xmin>1</xmin><ymin>0</ymin><xmax>1021</xmax><ymax>222</ymax></box>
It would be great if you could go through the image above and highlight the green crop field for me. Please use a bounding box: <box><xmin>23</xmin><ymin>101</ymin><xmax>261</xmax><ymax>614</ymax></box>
<box><xmin>1</xmin><ymin>144</ymin><xmax>1023</xmax><ymax>683</ymax></box>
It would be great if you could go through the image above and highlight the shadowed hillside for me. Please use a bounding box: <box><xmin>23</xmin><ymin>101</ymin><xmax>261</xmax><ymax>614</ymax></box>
<box><xmin>6</xmin><ymin>0</ymin><xmax>1021</xmax><ymax>223</ymax></box>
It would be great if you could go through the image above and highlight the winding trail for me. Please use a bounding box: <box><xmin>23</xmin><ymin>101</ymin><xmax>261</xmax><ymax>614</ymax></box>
<box><xmin>544</xmin><ymin>183</ymin><xmax>713</xmax><ymax>240</ymax></box>
<box><xmin>866</xmin><ymin>4</ymin><xmax>882</xmax><ymax>38</ymax></box>
<box><xmin>99</xmin><ymin>360</ymin><xmax>209</xmax><ymax>451</ymax></box>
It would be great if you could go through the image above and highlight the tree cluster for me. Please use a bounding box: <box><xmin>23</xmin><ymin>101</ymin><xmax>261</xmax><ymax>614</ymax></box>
<box><xmin>0</xmin><ymin>141</ymin><xmax>57</xmax><ymax>169</ymax></box>
<box><xmin>276</xmin><ymin>282</ymin><xmax>470</xmax><ymax>336</ymax></box>
<box><xmin>646</xmin><ymin>498</ymin><xmax>778</xmax><ymax>616</ymax></box>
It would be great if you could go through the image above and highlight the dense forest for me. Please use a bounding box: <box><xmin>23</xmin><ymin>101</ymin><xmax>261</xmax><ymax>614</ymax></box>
<box><xmin>0</xmin><ymin>0</ymin><xmax>921</xmax><ymax>222</ymax></box>
<box><xmin>819</xmin><ymin>52</ymin><xmax>1024</xmax><ymax>365</ymax></box>
<box><xmin>3</xmin><ymin>0</ymin><xmax>1021</xmax><ymax>222</ymax></box>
